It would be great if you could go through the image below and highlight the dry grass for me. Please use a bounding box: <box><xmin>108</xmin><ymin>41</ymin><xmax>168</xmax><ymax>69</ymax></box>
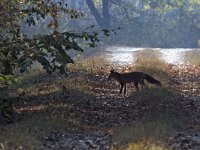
<box><xmin>111</xmin><ymin>86</ymin><xmax>188</xmax><ymax>150</ymax></box>
<box><xmin>129</xmin><ymin>87</ymin><xmax>178</xmax><ymax>107</ymax></box>
<box><xmin>136</xmin><ymin>49</ymin><xmax>162</xmax><ymax>59</ymax></box>
<box><xmin>0</xmin><ymin>55</ymin><xmax>108</xmax><ymax>149</ymax></box>
<box><xmin>111</xmin><ymin>140</ymin><xmax>169</xmax><ymax>150</ymax></box>
<box><xmin>69</xmin><ymin>54</ymin><xmax>109</xmax><ymax>73</ymax></box>
<box><xmin>112</xmin><ymin>111</ymin><xmax>176</xmax><ymax>148</ymax></box>
<box><xmin>0</xmin><ymin>124</ymin><xmax>40</xmax><ymax>150</ymax></box>
<box><xmin>0</xmin><ymin>65</ymin><xmax>93</xmax><ymax>149</ymax></box>
<box><xmin>134</xmin><ymin>49</ymin><xmax>169</xmax><ymax>83</ymax></box>
<box><xmin>11</xmin><ymin>67</ymin><xmax>93</xmax><ymax>99</ymax></box>
<box><xmin>183</xmin><ymin>49</ymin><xmax>200</xmax><ymax>66</ymax></box>
<box><xmin>112</xmin><ymin>51</ymin><xmax>192</xmax><ymax>149</ymax></box>
<box><xmin>1</xmin><ymin>51</ymin><xmax>190</xmax><ymax>149</ymax></box>
<box><xmin>111</xmin><ymin>107</ymin><xmax>183</xmax><ymax>150</ymax></box>
<box><xmin>0</xmin><ymin>106</ymin><xmax>77</xmax><ymax>149</ymax></box>
<box><xmin>126</xmin><ymin>141</ymin><xmax>170</xmax><ymax>150</ymax></box>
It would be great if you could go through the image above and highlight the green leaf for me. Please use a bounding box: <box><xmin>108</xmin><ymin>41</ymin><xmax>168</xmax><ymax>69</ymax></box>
<box><xmin>88</xmin><ymin>43</ymin><xmax>96</xmax><ymax>47</ymax></box>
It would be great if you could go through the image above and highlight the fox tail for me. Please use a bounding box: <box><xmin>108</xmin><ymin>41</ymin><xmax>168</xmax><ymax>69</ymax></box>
<box><xmin>144</xmin><ymin>74</ymin><xmax>162</xmax><ymax>86</ymax></box>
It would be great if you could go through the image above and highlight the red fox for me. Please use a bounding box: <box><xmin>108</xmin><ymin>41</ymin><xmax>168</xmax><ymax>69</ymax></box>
<box><xmin>108</xmin><ymin>69</ymin><xmax>162</xmax><ymax>95</ymax></box>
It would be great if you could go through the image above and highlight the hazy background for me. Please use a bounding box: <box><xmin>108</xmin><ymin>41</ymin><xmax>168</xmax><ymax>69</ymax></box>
<box><xmin>21</xmin><ymin>0</ymin><xmax>200</xmax><ymax>48</ymax></box>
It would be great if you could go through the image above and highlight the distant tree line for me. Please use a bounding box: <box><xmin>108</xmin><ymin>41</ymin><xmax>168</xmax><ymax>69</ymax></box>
<box><xmin>67</xmin><ymin>0</ymin><xmax>200</xmax><ymax>48</ymax></box>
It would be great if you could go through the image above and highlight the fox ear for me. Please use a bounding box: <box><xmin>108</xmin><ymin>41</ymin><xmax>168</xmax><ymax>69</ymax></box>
<box><xmin>110</xmin><ymin>68</ymin><xmax>114</xmax><ymax>73</ymax></box>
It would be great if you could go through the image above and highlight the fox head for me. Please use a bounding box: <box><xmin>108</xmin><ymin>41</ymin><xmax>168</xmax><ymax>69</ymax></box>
<box><xmin>108</xmin><ymin>69</ymin><xmax>115</xmax><ymax>80</ymax></box>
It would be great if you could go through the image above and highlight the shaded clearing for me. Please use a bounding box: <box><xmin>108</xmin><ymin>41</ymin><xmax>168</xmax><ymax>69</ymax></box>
<box><xmin>0</xmin><ymin>54</ymin><xmax>200</xmax><ymax>149</ymax></box>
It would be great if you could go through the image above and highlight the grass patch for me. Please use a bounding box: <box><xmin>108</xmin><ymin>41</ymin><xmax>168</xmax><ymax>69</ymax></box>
<box><xmin>1</xmin><ymin>65</ymin><xmax>94</xmax><ymax>149</ymax></box>
<box><xmin>126</xmin><ymin>141</ymin><xmax>169</xmax><ymax>150</ymax></box>
<box><xmin>111</xmin><ymin>108</ymin><xmax>184</xmax><ymax>150</ymax></box>
<box><xmin>111</xmin><ymin>140</ymin><xmax>169</xmax><ymax>150</ymax></box>
<box><xmin>0</xmin><ymin>106</ymin><xmax>77</xmax><ymax>149</ymax></box>
<box><xmin>112</xmin><ymin>87</ymin><xmax>189</xmax><ymax>150</ymax></box>
<box><xmin>136</xmin><ymin>49</ymin><xmax>162</xmax><ymax>60</ymax></box>
<box><xmin>112</xmin><ymin>109</ymin><xmax>179</xmax><ymax>148</ymax></box>
<box><xmin>183</xmin><ymin>49</ymin><xmax>200</xmax><ymax>66</ymax></box>
<box><xmin>10</xmin><ymin>67</ymin><xmax>93</xmax><ymax>99</ymax></box>
<box><xmin>129</xmin><ymin>87</ymin><xmax>188</xmax><ymax>126</ymax></box>
<box><xmin>134</xmin><ymin>49</ymin><xmax>168</xmax><ymax>83</ymax></box>
<box><xmin>129</xmin><ymin>87</ymin><xmax>178</xmax><ymax>107</ymax></box>
<box><xmin>0</xmin><ymin>123</ymin><xmax>40</xmax><ymax>150</ymax></box>
<box><xmin>69</xmin><ymin>55</ymin><xmax>109</xmax><ymax>73</ymax></box>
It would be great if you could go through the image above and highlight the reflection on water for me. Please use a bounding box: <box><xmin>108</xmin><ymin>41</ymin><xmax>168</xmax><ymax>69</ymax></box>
<box><xmin>104</xmin><ymin>46</ymin><xmax>199</xmax><ymax>65</ymax></box>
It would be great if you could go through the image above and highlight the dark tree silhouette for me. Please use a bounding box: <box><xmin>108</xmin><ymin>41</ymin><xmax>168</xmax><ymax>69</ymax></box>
<box><xmin>86</xmin><ymin>0</ymin><xmax>110</xmax><ymax>29</ymax></box>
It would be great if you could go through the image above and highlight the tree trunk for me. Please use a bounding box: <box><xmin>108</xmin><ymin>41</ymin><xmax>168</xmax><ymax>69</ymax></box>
<box><xmin>102</xmin><ymin>0</ymin><xmax>110</xmax><ymax>28</ymax></box>
<box><xmin>71</xmin><ymin>0</ymin><xmax>76</xmax><ymax>9</ymax></box>
<box><xmin>86</xmin><ymin>0</ymin><xmax>110</xmax><ymax>29</ymax></box>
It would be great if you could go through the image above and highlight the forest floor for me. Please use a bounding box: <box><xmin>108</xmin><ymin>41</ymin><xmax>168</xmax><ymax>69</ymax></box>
<box><xmin>0</xmin><ymin>54</ymin><xmax>200</xmax><ymax>150</ymax></box>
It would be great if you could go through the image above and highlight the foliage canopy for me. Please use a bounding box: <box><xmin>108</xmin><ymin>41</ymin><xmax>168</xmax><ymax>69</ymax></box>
<box><xmin>0</xmin><ymin>0</ymin><xmax>112</xmax><ymax>86</ymax></box>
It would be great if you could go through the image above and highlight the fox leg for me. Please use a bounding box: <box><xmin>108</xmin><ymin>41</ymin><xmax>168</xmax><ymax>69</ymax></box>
<box><xmin>140</xmin><ymin>80</ymin><xmax>146</xmax><ymax>89</ymax></box>
<box><xmin>124</xmin><ymin>84</ymin><xmax>126</xmax><ymax>95</ymax></box>
<box><xmin>119</xmin><ymin>83</ymin><xmax>124</xmax><ymax>95</ymax></box>
<box><xmin>134</xmin><ymin>82</ymin><xmax>139</xmax><ymax>91</ymax></box>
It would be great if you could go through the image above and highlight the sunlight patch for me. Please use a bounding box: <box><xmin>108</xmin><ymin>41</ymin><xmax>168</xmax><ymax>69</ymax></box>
<box><xmin>104</xmin><ymin>46</ymin><xmax>197</xmax><ymax>65</ymax></box>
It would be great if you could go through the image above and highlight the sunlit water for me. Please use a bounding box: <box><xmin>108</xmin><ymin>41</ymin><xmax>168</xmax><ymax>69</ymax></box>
<box><xmin>103</xmin><ymin>46</ymin><xmax>199</xmax><ymax>65</ymax></box>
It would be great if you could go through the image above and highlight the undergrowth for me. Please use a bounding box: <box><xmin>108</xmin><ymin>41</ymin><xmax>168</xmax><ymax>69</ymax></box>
<box><xmin>0</xmin><ymin>106</ymin><xmax>77</xmax><ymax>149</ymax></box>
<box><xmin>183</xmin><ymin>49</ymin><xmax>200</xmax><ymax>66</ymax></box>
<box><xmin>111</xmin><ymin>107</ymin><xmax>185</xmax><ymax>150</ymax></box>
<box><xmin>111</xmin><ymin>86</ymin><xmax>189</xmax><ymax>150</ymax></box>
<box><xmin>69</xmin><ymin>55</ymin><xmax>108</xmax><ymax>73</ymax></box>
<box><xmin>134</xmin><ymin>49</ymin><xmax>169</xmax><ymax>84</ymax></box>
<box><xmin>0</xmin><ymin>52</ymin><xmax>192</xmax><ymax>149</ymax></box>
<box><xmin>126</xmin><ymin>141</ymin><xmax>169</xmax><ymax>150</ymax></box>
<box><xmin>111</xmin><ymin>56</ymin><xmax>188</xmax><ymax>150</ymax></box>
<box><xmin>0</xmin><ymin>65</ymin><xmax>93</xmax><ymax>149</ymax></box>
<box><xmin>129</xmin><ymin>87</ymin><xmax>178</xmax><ymax>107</ymax></box>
